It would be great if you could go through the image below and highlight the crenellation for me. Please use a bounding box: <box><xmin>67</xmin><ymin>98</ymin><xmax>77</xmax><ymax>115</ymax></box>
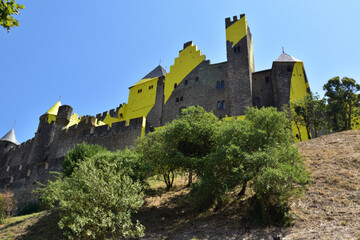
<box><xmin>0</xmin><ymin>14</ymin><xmax>310</xmax><ymax>210</ymax></box>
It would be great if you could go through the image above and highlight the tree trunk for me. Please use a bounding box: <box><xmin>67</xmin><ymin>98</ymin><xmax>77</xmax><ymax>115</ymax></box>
<box><xmin>187</xmin><ymin>170</ymin><xmax>193</xmax><ymax>187</ymax></box>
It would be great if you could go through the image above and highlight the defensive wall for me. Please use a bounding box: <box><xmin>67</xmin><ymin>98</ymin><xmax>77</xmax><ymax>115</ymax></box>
<box><xmin>0</xmin><ymin>14</ymin><xmax>311</xmax><ymax>209</ymax></box>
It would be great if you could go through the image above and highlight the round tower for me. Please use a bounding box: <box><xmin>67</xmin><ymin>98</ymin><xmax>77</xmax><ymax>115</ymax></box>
<box><xmin>56</xmin><ymin>105</ymin><xmax>73</xmax><ymax>127</ymax></box>
<box><xmin>27</xmin><ymin>101</ymin><xmax>61</xmax><ymax>164</ymax></box>
<box><xmin>0</xmin><ymin>128</ymin><xmax>20</xmax><ymax>162</ymax></box>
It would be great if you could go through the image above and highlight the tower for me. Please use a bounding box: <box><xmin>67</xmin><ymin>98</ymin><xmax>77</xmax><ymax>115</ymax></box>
<box><xmin>225</xmin><ymin>14</ymin><xmax>255</xmax><ymax>116</ymax></box>
<box><xmin>0</xmin><ymin>128</ymin><xmax>19</xmax><ymax>162</ymax></box>
<box><xmin>27</xmin><ymin>101</ymin><xmax>62</xmax><ymax>164</ymax></box>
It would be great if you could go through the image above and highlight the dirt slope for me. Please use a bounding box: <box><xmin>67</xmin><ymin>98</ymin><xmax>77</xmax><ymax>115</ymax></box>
<box><xmin>138</xmin><ymin>130</ymin><xmax>360</xmax><ymax>239</ymax></box>
<box><xmin>1</xmin><ymin>130</ymin><xmax>359</xmax><ymax>240</ymax></box>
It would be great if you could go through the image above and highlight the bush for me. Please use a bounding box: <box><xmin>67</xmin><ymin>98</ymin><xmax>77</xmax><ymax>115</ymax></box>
<box><xmin>40</xmin><ymin>151</ymin><xmax>145</xmax><ymax>239</ymax></box>
<box><xmin>62</xmin><ymin>142</ymin><xmax>106</xmax><ymax>177</ymax></box>
<box><xmin>0</xmin><ymin>190</ymin><xmax>16</xmax><ymax>223</ymax></box>
<box><xmin>17</xmin><ymin>201</ymin><xmax>40</xmax><ymax>216</ymax></box>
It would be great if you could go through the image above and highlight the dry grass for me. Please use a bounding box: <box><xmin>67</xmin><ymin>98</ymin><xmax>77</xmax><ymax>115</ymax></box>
<box><xmin>1</xmin><ymin>130</ymin><xmax>360</xmax><ymax>239</ymax></box>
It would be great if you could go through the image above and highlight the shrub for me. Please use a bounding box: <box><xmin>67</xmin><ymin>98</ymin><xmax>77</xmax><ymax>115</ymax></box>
<box><xmin>0</xmin><ymin>190</ymin><xmax>16</xmax><ymax>223</ymax></box>
<box><xmin>40</xmin><ymin>151</ymin><xmax>145</xmax><ymax>239</ymax></box>
<box><xmin>62</xmin><ymin>142</ymin><xmax>106</xmax><ymax>177</ymax></box>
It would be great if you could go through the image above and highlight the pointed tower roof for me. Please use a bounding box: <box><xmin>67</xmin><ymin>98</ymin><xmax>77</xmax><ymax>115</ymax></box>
<box><xmin>44</xmin><ymin>101</ymin><xmax>62</xmax><ymax>116</ymax></box>
<box><xmin>0</xmin><ymin>129</ymin><xmax>20</xmax><ymax>145</ymax></box>
<box><xmin>274</xmin><ymin>52</ymin><xmax>301</xmax><ymax>62</ymax></box>
<box><xmin>143</xmin><ymin>65</ymin><xmax>167</xmax><ymax>79</ymax></box>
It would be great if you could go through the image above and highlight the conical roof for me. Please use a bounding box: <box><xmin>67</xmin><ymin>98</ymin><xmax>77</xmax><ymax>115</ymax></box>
<box><xmin>143</xmin><ymin>65</ymin><xmax>167</xmax><ymax>79</ymax></box>
<box><xmin>274</xmin><ymin>52</ymin><xmax>301</xmax><ymax>62</ymax></box>
<box><xmin>44</xmin><ymin>101</ymin><xmax>62</xmax><ymax>116</ymax></box>
<box><xmin>0</xmin><ymin>128</ymin><xmax>20</xmax><ymax>145</ymax></box>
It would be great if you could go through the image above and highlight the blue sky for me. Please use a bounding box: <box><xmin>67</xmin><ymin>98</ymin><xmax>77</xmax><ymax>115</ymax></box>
<box><xmin>1</xmin><ymin>0</ymin><xmax>360</xmax><ymax>143</ymax></box>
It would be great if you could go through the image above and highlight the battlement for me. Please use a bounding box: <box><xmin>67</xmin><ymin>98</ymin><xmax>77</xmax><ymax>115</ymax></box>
<box><xmin>95</xmin><ymin>104</ymin><xmax>122</xmax><ymax>121</ymax></box>
<box><xmin>225</xmin><ymin>14</ymin><xmax>245</xmax><ymax>28</ymax></box>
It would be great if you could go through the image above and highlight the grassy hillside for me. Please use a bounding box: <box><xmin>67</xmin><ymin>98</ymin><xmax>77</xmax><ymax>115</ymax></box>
<box><xmin>1</xmin><ymin>130</ymin><xmax>359</xmax><ymax>239</ymax></box>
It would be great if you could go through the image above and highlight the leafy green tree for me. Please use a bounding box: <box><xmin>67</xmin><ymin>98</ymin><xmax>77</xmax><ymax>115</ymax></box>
<box><xmin>62</xmin><ymin>142</ymin><xmax>106</xmax><ymax>177</ymax></box>
<box><xmin>40</xmin><ymin>151</ymin><xmax>145</xmax><ymax>240</ymax></box>
<box><xmin>290</xmin><ymin>93</ymin><xmax>326</xmax><ymax>139</ymax></box>
<box><xmin>136</xmin><ymin>129</ymin><xmax>178</xmax><ymax>190</ymax></box>
<box><xmin>0</xmin><ymin>190</ymin><xmax>16</xmax><ymax>223</ymax></box>
<box><xmin>0</xmin><ymin>0</ymin><xmax>24</xmax><ymax>32</ymax></box>
<box><xmin>137</xmin><ymin>106</ymin><xmax>219</xmax><ymax>189</ymax></box>
<box><xmin>163</xmin><ymin>106</ymin><xmax>220</xmax><ymax>185</ymax></box>
<box><xmin>190</xmin><ymin>107</ymin><xmax>309</xmax><ymax>221</ymax></box>
<box><xmin>323</xmin><ymin>77</ymin><xmax>360</xmax><ymax>131</ymax></box>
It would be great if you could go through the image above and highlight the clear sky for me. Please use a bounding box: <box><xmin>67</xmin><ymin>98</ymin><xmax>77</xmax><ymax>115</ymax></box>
<box><xmin>1</xmin><ymin>0</ymin><xmax>360</xmax><ymax>143</ymax></box>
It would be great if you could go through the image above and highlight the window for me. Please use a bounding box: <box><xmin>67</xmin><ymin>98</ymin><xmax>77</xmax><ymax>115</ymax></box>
<box><xmin>222</xmin><ymin>101</ymin><xmax>226</xmax><ymax>110</ymax></box>
<box><xmin>217</xmin><ymin>101</ymin><xmax>221</xmax><ymax>110</ymax></box>
<box><xmin>221</xmin><ymin>80</ymin><xmax>225</xmax><ymax>89</ymax></box>
<box><xmin>119</xmin><ymin>113</ymin><xmax>123</xmax><ymax>118</ymax></box>
<box><xmin>255</xmin><ymin>97</ymin><xmax>261</xmax><ymax>108</ymax></box>
<box><xmin>149</xmin><ymin>85</ymin><xmax>153</xmax><ymax>90</ymax></box>
<box><xmin>174</xmin><ymin>83</ymin><xmax>177</xmax><ymax>89</ymax></box>
<box><xmin>195</xmin><ymin>76</ymin><xmax>199</xmax><ymax>82</ymax></box>
<box><xmin>237</xmin><ymin>46</ymin><xmax>240</xmax><ymax>53</ymax></box>
<box><xmin>176</xmin><ymin>97</ymin><xmax>179</xmax><ymax>103</ymax></box>
<box><xmin>287</xmin><ymin>66</ymin><xmax>292</xmax><ymax>72</ymax></box>
<box><xmin>185</xmin><ymin>80</ymin><xmax>188</xmax><ymax>85</ymax></box>
<box><xmin>138</xmin><ymin>89</ymin><xmax>142</xmax><ymax>93</ymax></box>
<box><xmin>265</xmin><ymin>77</ymin><xmax>270</xmax><ymax>84</ymax></box>
<box><xmin>234</xmin><ymin>47</ymin><xmax>237</xmax><ymax>53</ymax></box>
<box><xmin>180</xmin><ymin>96</ymin><xmax>183</xmax><ymax>101</ymax></box>
<box><xmin>216</xmin><ymin>81</ymin><xmax>221</xmax><ymax>89</ymax></box>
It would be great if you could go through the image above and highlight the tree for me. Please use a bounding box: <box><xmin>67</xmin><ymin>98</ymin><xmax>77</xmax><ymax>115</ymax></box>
<box><xmin>0</xmin><ymin>0</ymin><xmax>24</xmax><ymax>32</ymax></box>
<box><xmin>136</xmin><ymin>106</ymin><xmax>219</xmax><ymax>189</ymax></box>
<box><xmin>0</xmin><ymin>190</ymin><xmax>16</xmax><ymax>223</ymax></box>
<box><xmin>62</xmin><ymin>142</ymin><xmax>106</xmax><ymax>177</ymax></box>
<box><xmin>323</xmin><ymin>77</ymin><xmax>360</xmax><ymax>132</ymax></box>
<box><xmin>290</xmin><ymin>93</ymin><xmax>326</xmax><ymax>139</ymax></box>
<box><xmin>39</xmin><ymin>151</ymin><xmax>145</xmax><ymax>239</ymax></box>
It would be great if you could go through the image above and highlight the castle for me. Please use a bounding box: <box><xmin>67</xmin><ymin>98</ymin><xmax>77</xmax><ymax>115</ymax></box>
<box><xmin>0</xmin><ymin>14</ymin><xmax>310</xmax><ymax>207</ymax></box>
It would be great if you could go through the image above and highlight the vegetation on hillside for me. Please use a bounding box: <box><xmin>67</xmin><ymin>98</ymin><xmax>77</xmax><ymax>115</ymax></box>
<box><xmin>290</xmin><ymin>76</ymin><xmax>360</xmax><ymax>140</ymax></box>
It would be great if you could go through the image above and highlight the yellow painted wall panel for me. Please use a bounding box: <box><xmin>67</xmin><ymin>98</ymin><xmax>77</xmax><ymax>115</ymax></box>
<box><xmin>164</xmin><ymin>44</ymin><xmax>205</xmax><ymax>103</ymax></box>
<box><xmin>290</xmin><ymin>62</ymin><xmax>310</xmax><ymax>142</ymax></box>
<box><xmin>226</xmin><ymin>16</ymin><xmax>247</xmax><ymax>47</ymax></box>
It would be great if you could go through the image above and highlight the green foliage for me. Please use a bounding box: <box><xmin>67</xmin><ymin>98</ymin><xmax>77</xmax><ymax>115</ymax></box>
<box><xmin>136</xmin><ymin>106</ymin><xmax>219</xmax><ymax>189</ymax></box>
<box><xmin>40</xmin><ymin>151</ymin><xmax>145</xmax><ymax>239</ymax></box>
<box><xmin>0</xmin><ymin>190</ymin><xmax>16</xmax><ymax>224</ymax></box>
<box><xmin>323</xmin><ymin>77</ymin><xmax>360</xmax><ymax>132</ymax></box>
<box><xmin>0</xmin><ymin>0</ymin><xmax>24</xmax><ymax>32</ymax></box>
<box><xmin>138</xmin><ymin>106</ymin><xmax>309</xmax><ymax>224</ymax></box>
<box><xmin>62</xmin><ymin>142</ymin><xmax>106</xmax><ymax>177</ymax></box>
<box><xmin>290</xmin><ymin>93</ymin><xmax>326</xmax><ymax>139</ymax></box>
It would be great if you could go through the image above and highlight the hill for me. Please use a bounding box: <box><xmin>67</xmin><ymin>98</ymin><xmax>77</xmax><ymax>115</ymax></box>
<box><xmin>1</xmin><ymin>130</ymin><xmax>359</xmax><ymax>239</ymax></box>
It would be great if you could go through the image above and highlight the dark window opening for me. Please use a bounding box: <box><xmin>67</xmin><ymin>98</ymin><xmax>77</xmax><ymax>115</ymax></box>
<box><xmin>255</xmin><ymin>97</ymin><xmax>261</xmax><ymax>108</ymax></box>
<box><xmin>265</xmin><ymin>77</ymin><xmax>270</xmax><ymax>84</ymax></box>
<box><xmin>234</xmin><ymin>47</ymin><xmax>237</xmax><ymax>53</ymax></box>
<box><xmin>221</xmin><ymin>80</ymin><xmax>225</xmax><ymax>89</ymax></box>
<box><xmin>185</xmin><ymin>80</ymin><xmax>188</xmax><ymax>85</ymax></box>
<box><xmin>287</xmin><ymin>66</ymin><xmax>292</xmax><ymax>72</ymax></box>
<box><xmin>138</xmin><ymin>89</ymin><xmax>142</xmax><ymax>93</ymax></box>
<box><xmin>237</xmin><ymin>46</ymin><xmax>240</xmax><ymax>53</ymax></box>
<box><xmin>120</xmin><ymin>113</ymin><xmax>123</xmax><ymax>118</ymax></box>
<box><xmin>149</xmin><ymin>85</ymin><xmax>153</xmax><ymax>90</ymax></box>
<box><xmin>216</xmin><ymin>81</ymin><xmax>221</xmax><ymax>89</ymax></box>
<box><xmin>195</xmin><ymin>76</ymin><xmax>199</xmax><ymax>82</ymax></box>
<box><xmin>217</xmin><ymin>101</ymin><xmax>221</xmax><ymax>110</ymax></box>
<box><xmin>176</xmin><ymin>98</ymin><xmax>179</xmax><ymax>103</ymax></box>
<box><xmin>222</xmin><ymin>101</ymin><xmax>226</xmax><ymax>110</ymax></box>
<box><xmin>180</xmin><ymin>96</ymin><xmax>183</xmax><ymax>101</ymax></box>
<box><xmin>174</xmin><ymin>83</ymin><xmax>177</xmax><ymax>89</ymax></box>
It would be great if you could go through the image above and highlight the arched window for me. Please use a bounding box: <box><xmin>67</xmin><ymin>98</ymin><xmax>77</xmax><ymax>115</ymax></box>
<box><xmin>217</xmin><ymin>101</ymin><xmax>221</xmax><ymax>110</ymax></box>
<box><xmin>174</xmin><ymin>83</ymin><xmax>177</xmax><ymax>89</ymax></box>
<box><xmin>222</xmin><ymin>101</ymin><xmax>226</xmax><ymax>110</ymax></box>
<box><xmin>216</xmin><ymin>81</ymin><xmax>221</xmax><ymax>89</ymax></box>
<box><xmin>221</xmin><ymin>80</ymin><xmax>225</xmax><ymax>89</ymax></box>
